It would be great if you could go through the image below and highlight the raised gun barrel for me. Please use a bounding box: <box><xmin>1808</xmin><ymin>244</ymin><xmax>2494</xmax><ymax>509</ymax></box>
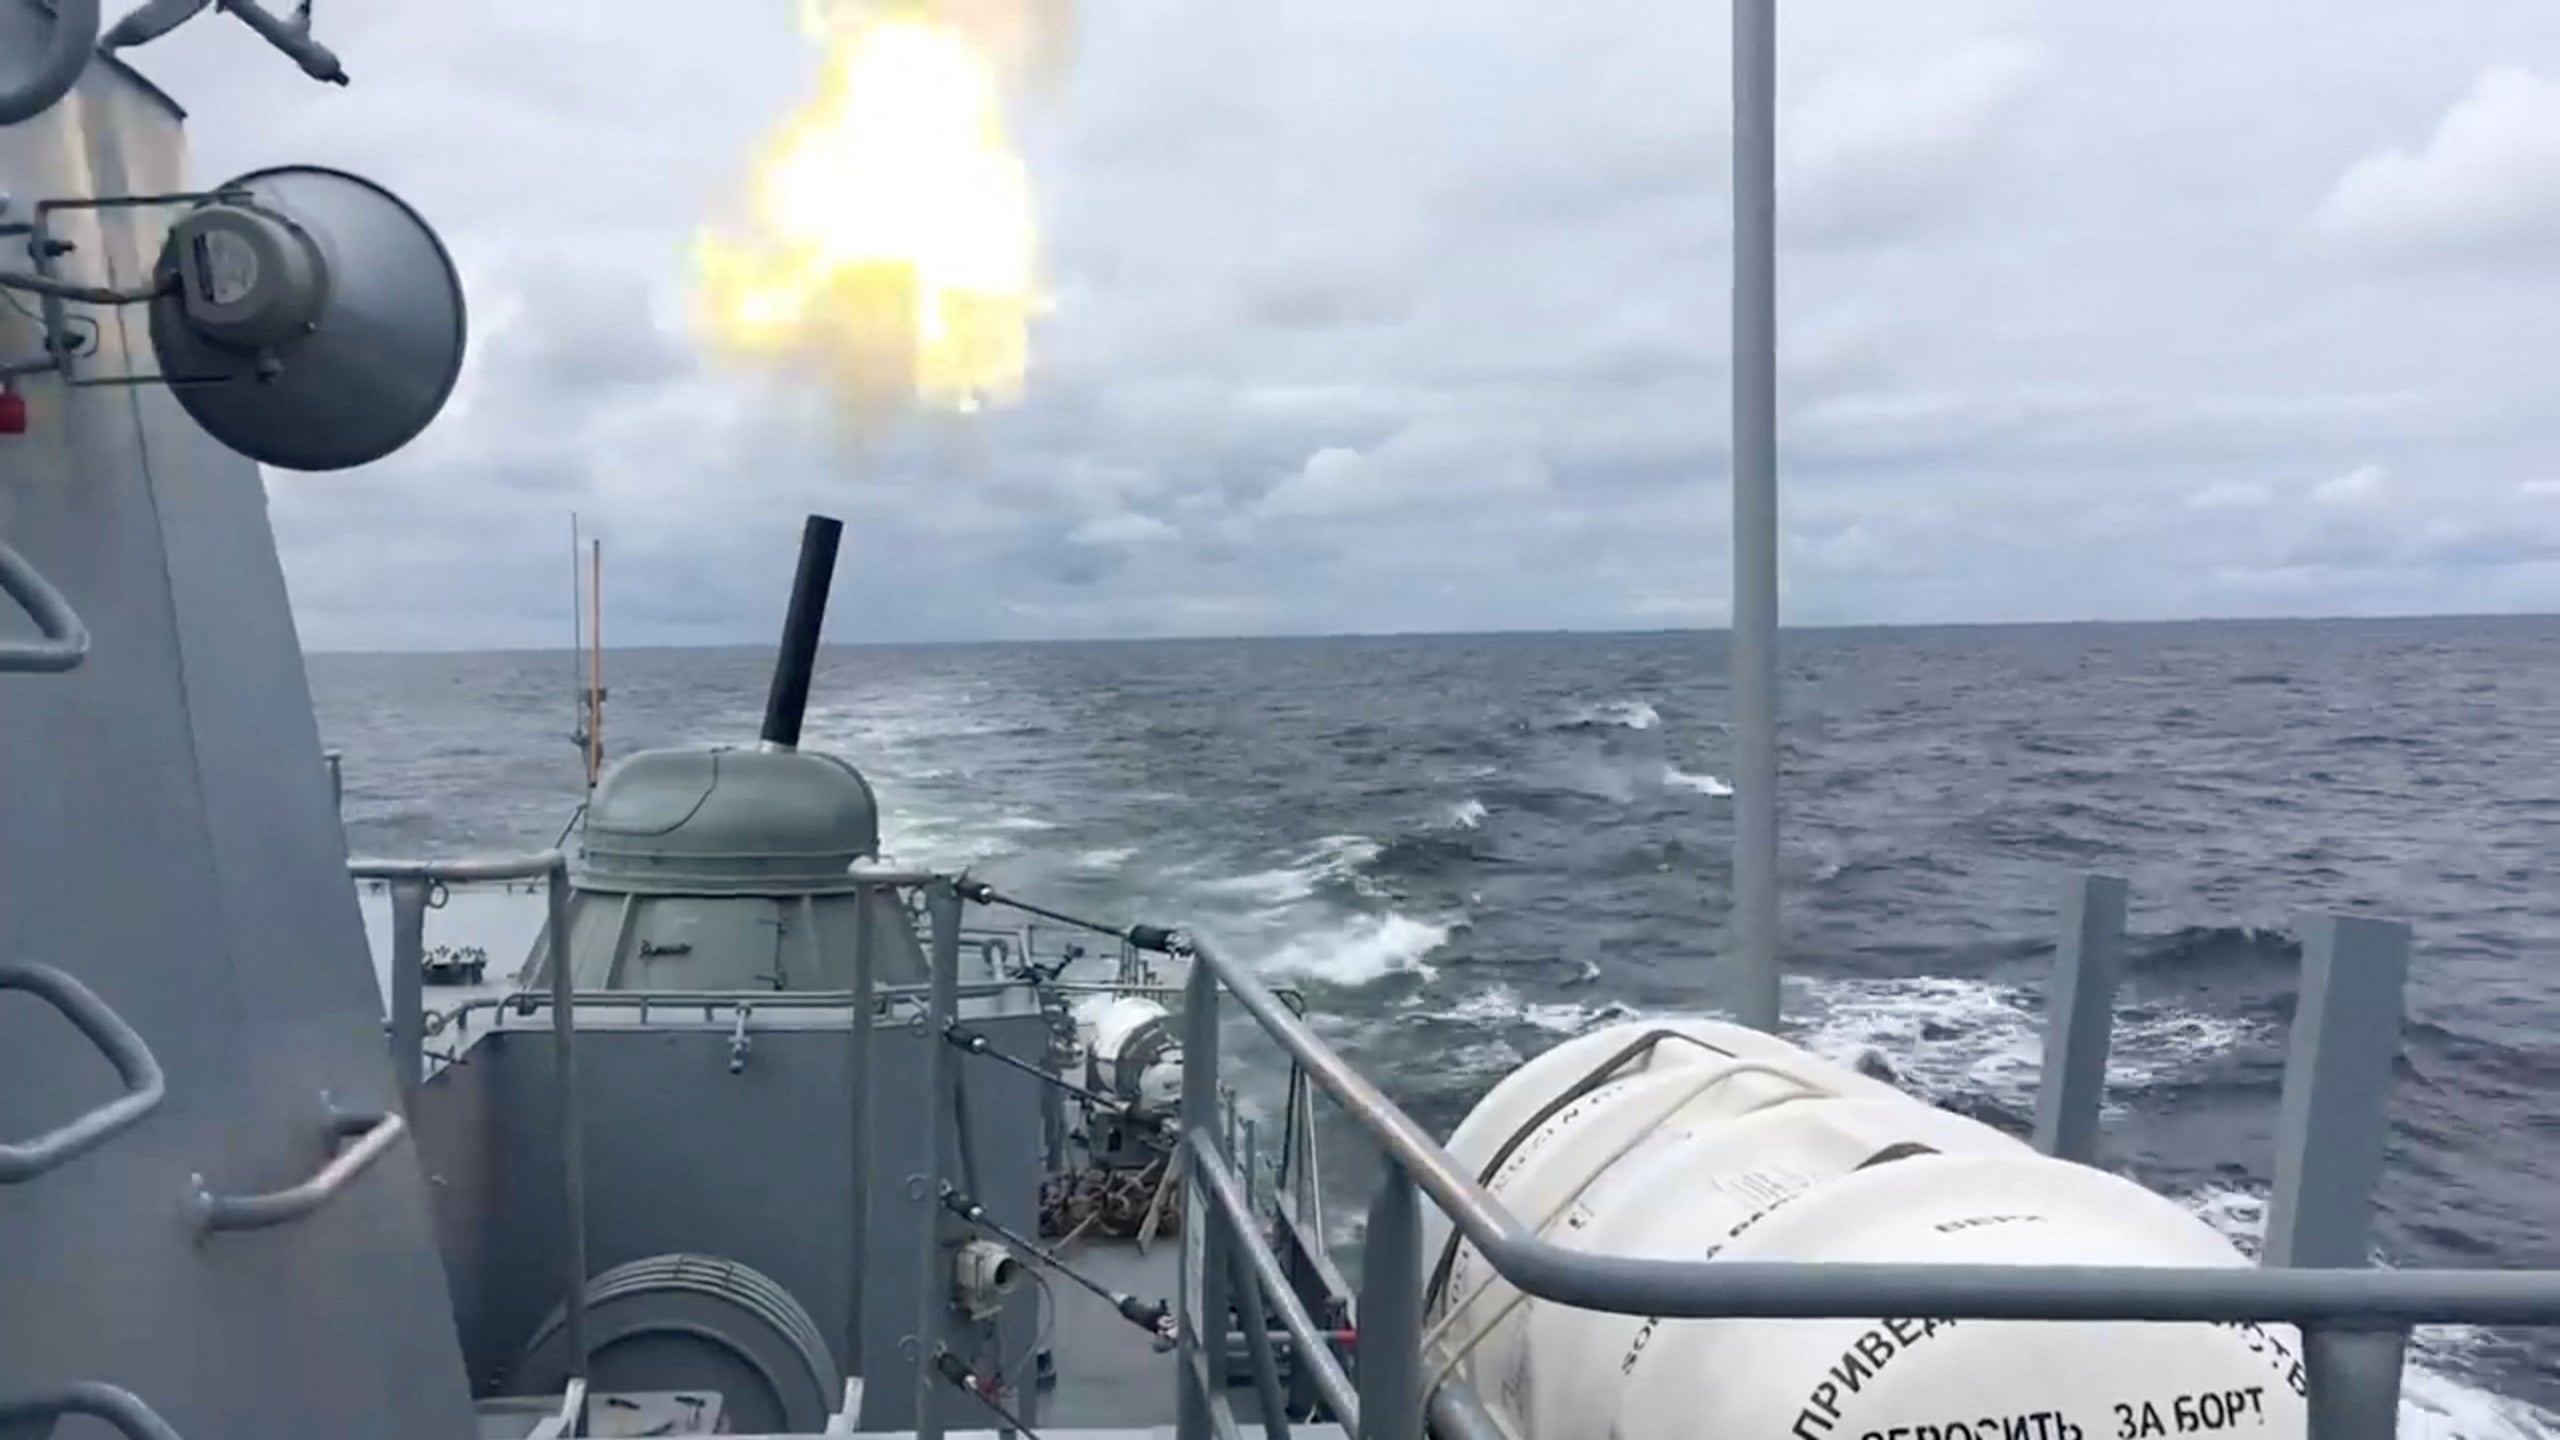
<box><xmin>758</xmin><ymin>514</ymin><xmax>845</xmax><ymax>751</ymax></box>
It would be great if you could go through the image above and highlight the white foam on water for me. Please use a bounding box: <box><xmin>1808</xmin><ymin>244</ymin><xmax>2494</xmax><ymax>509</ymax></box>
<box><xmin>876</xmin><ymin>802</ymin><xmax>1024</xmax><ymax>867</ymax></box>
<box><xmin>794</xmin><ymin>691</ymin><xmax>1022</xmax><ymax>750</ymax></box>
<box><xmin>1438</xmin><ymin>983</ymin><xmax>1639</xmax><ymax>1038</ymax></box>
<box><xmin>1305</xmin><ymin>834</ymin><xmax>1387</xmax><ymax>890</ymax></box>
<box><xmin>2184</xmin><ymin>1188</ymin><xmax>2559</xmax><ymax>1439</ymax></box>
<box><xmin>1567</xmin><ymin>697</ymin><xmax>1661</xmax><ymax>730</ymax></box>
<box><xmin>1795</xmin><ymin>973</ymin><xmax>2259</xmax><ymax>1115</ymax></box>
<box><xmin>2402</xmin><ymin>1369</ymin><xmax>2560</xmax><ymax>1440</ymax></box>
<box><xmin>1663</xmin><ymin>764</ymin><xmax>1734</xmax><ymax>797</ymax></box>
<box><xmin>1200</xmin><ymin>833</ymin><xmax>1387</xmax><ymax>912</ymax></box>
<box><xmin>1073</xmin><ymin>845</ymin><xmax>1139</xmax><ymax>873</ymax></box>
<box><xmin>1199</xmin><ymin>864</ymin><xmax>1323</xmax><ymax>907</ymax></box>
<box><xmin>1260</xmin><ymin>911</ymin><xmax>1452</xmax><ymax>985</ymax></box>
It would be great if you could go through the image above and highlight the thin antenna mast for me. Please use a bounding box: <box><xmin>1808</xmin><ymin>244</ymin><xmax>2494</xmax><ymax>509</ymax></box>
<box><xmin>570</xmin><ymin>513</ymin><xmax>593</xmax><ymax>789</ymax></box>
<box><xmin>588</xmin><ymin>538</ymin><xmax>605</xmax><ymax>788</ymax></box>
<box><xmin>1730</xmin><ymin>0</ymin><xmax>1782</xmax><ymax>1031</ymax></box>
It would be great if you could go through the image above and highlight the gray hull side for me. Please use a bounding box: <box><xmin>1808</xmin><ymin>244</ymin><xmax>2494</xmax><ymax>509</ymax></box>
<box><xmin>0</xmin><ymin>31</ymin><xmax>474</xmax><ymax>1439</ymax></box>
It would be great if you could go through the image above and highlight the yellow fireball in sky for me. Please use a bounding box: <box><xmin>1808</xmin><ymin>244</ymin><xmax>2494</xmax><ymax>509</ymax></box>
<box><xmin>692</xmin><ymin>2</ymin><xmax>1040</xmax><ymax>420</ymax></box>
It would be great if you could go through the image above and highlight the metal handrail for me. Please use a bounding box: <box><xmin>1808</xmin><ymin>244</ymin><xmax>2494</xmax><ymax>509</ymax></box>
<box><xmin>352</xmin><ymin>849</ymin><xmax>588</xmax><ymax>1415</ymax></box>
<box><xmin>0</xmin><ymin>1381</ymin><xmax>183</xmax><ymax>1440</ymax></box>
<box><xmin>349</xmin><ymin>854</ymin><xmax>568</xmax><ymax>884</ymax></box>
<box><xmin>523</xmin><ymin>1378</ymin><xmax>587</xmax><ymax>1440</ymax></box>
<box><xmin>418</xmin><ymin>976</ymin><xmax>1290</xmax><ymax>1034</ymax></box>
<box><xmin>417</xmin><ymin>981</ymin><xmax>1032</xmax><ymax>1042</ymax></box>
<box><xmin>1165</xmin><ymin>913</ymin><xmax>2560</xmax><ymax>1440</ymax></box>
<box><xmin>0</xmin><ymin>537</ymin><xmax>91</xmax><ymax>674</ymax></box>
<box><xmin>0</xmin><ymin>962</ymin><xmax>167</xmax><ymax>1183</ymax></box>
<box><xmin>358</xmin><ymin>847</ymin><xmax>2560</xmax><ymax>1439</ymax></box>
<box><xmin>1191</xmin><ymin>1132</ymin><xmax>1362</xmax><ymax>1429</ymax></box>
<box><xmin>188</xmin><ymin>1103</ymin><xmax>407</xmax><ymax>1234</ymax></box>
<box><xmin>1192</xmin><ymin>933</ymin><xmax>2560</xmax><ymax>1324</ymax></box>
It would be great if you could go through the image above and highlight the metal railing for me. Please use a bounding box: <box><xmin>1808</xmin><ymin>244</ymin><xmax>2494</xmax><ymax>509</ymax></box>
<box><xmin>353</xmin><ymin>850</ymin><xmax>2554</xmax><ymax>1440</ymax></box>
<box><xmin>0</xmin><ymin>962</ymin><xmax>167</xmax><ymax>1183</ymax></box>
<box><xmin>1166</xmin><ymin>870</ymin><xmax>2560</xmax><ymax>1440</ymax></box>
<box><xmin>185</xmin><ymin>1099</ymin><xmax>408</xmax><ymax>1234</ymax></box>
<box><xmin>366</xmin><ymin>855</ymin><xmax>1074</xmax><ymax>1440</ymax></box>
<box><xmin>0</xmin><ymin>536</ymin><xmax>91</xmax><ymax>675</ymax></box>
<box><xmin>350</xmin><ymin>851</ymin><xmax>587</xmax><ymax>1431</ymax></box>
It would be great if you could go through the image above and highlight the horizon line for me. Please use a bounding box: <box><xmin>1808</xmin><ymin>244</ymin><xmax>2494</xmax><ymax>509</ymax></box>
<box><xmin>301</xmin><ymin>606</ymin><xmax>2560</xmax><ymax>658</ymax></box>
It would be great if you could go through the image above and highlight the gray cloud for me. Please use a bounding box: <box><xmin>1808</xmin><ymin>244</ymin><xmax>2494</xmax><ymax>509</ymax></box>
<box><xmin>100</xmin><ymin>0</ymin><xmax>2560</xmax><ymax>649</ymax></box>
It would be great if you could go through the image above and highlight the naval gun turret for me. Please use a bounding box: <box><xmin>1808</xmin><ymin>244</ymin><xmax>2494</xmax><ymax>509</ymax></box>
<box><xmin>522</xmin><ymin>515</ymin><xmax>931</xmax><ymax>991</ymax></box>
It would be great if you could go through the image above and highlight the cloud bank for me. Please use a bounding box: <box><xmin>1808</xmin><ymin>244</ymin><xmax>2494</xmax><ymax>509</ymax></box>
<box><xmin>112</xmin><ymin>0</ymin><xmax>2560</xmax><ymax>648</ymax></box>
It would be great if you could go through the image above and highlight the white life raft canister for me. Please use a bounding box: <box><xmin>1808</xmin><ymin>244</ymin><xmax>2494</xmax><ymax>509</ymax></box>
<box><xmin>1421</xmin><ymin>1019</ymin><xmax>2310</xmax><ymax>1440</ymax></box>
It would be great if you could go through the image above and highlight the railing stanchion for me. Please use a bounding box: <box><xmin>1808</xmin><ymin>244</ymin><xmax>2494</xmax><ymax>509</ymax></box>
<box><xmin>1178</xmin><ymin>953</ymin><xmax>1226</xmax><ymax>1440</ymax></box>
<box><xmin>1191</xmin><ymin>1138</ymin><xmax>1360</xmax><ymax>1429</ymax></box>
<box><xmin>847</xmin><ymin>883</ymin><xmax>877</xmax><ymax>1391</ymax></box>
<box><xmin>1291</xmin><ymin>1068</ymin><xmax>1322</xmax><ymax>1232</ymax></box>
<box><xmin>2265</xmin><ymin>913</ymin><xmax>2410</xmax><ymax>1271</ymax></box>
<box><xmin>2302</xmin><ymin>1326</ymin><xmax>2405</xmax><ymax>1440</ymax></box>
<box><xmin>1226</xmin><ymin>1198</ymin><xmax>1293</xmax><ymax>1440</ymax></box>
<box><xmin>2032</xmin><ymin>872</ymin><xmax>2126</xmax><ymax>1163</ymax></box>
<box><xmin>1427</xmin><ymin>1379</ymin><xmax>1508</xmax><ymax>1440</ymax></box>
<box><xmin>339</xmin><ymin>867</ymin><xmax>2560</xmax><ymax>1436</ymax></box>
<box><xmin>387</xmin><ymin>877</ymin><xmax>427</xmax><ymax>1108</ymax></box>
<box><xmin>916</xmin><ymin>879</ymin><xmax>965</xmax><ymax>1440</ymax></box>
<box><xmin>1241</xmin><ymin>1117</ymin><xmax>1259</xmax><ymax>1212</ymax></box>
<box><xmin>546</xmin><ymin>856</ymin><xmax>589</xmax><ymax>1436</ymax></box>
<box><xmin>1357</xmin><ymin>1161</ymin><xmax>1423</xmax><ymax>1440</ymax></box>
<box><xmin>2264</xmin><ymin>913</ymin><xmax>2412</xmax><ymax>1438</ymax></box>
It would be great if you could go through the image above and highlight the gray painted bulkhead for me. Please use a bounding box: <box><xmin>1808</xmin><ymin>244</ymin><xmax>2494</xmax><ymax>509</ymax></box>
<box><xmin>409</xmin><ymin>997</ymin><xmax>1050</xmax><ymax>1432</ymax></box>
<box><xmin>0</xmin><ymin>24</ymin><xmax>476</xmax><ymax>1440</ymax></box>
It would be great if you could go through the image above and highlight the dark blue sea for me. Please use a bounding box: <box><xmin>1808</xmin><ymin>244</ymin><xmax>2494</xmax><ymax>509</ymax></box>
<box><xmin>311</xmin><ymin>616</ymin><xmax>2560</xmax><ymax>1436</ymax></box>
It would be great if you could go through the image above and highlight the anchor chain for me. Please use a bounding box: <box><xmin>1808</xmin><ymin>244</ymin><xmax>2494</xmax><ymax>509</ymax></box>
<box><xmin>1038</xmin><ymin>1159</ymin><xmax>1182</xmax><ymax>1240</ymax></box>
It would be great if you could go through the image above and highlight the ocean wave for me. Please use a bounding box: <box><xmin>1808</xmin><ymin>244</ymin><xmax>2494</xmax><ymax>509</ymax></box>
<box><xmin>1260</xmin><ymin>911</ymin><xmax>1453</xmax><ymax>985</ymax></box>
<box><xmin>1198</xmin><ymin>833</ymin><xmax>1386</xmax><ymax>910</ymax></box>
<box><xmin>1663</xmin><ymin>765</ymin><xmax>1733</xmax><ymax>796</ymax></box>
<box><xmin>1558</xmin><ymin>698</ymin><xmax>1661</xmax><ymax>731</ymax></box>
<box><xmin>1198</xmin><ymin>864</ymin><xmax>1323</xmax><ymax>908</ymax></box>
<box><xmin>876</xmin><ymin>806</ymin><xmax>1022</xmax><ymax>867</ymax></box>
<box><xmin>2184</xmin><ymin>1188</ymin><xmax>2559</xmax><ymax>1440</ymax></box>
<box><xmin>1073</xmin><ymin>845</ymin><xmax>1138</xmax><ymax>873</ymax></box>
<box><xmin>1369</xmin><ymin>831</ymin><xmax>1488</xmax><ymax>885</ymax></box>
<box><xmin>1305</xmin><ymin>834</ymin><xmax>1386</xmax><ymax>891</ymax></box>
<box><xmin>1797</xmin><ymin>974</ymin><xmax>2261</xmax><ymax>1115</ymax></box>
<box><xmin>2130</xmin><ymin>925</ymin><xmax>2302</xmax><ymax>973</ymax></box>
<box><xmin>1437</xmin><ymin>973</ymin><xmax>2260</xmax><ymax>1121</ymax></box>
<box><xmin>1436</xmin><ymin>983</ymin><xmax>1640</xmax><ymax>1038</ymax></box>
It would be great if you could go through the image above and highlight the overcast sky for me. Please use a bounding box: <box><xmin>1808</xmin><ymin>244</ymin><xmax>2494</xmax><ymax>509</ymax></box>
<box><xmin>118</xmin><ymin>0</ymin><xmax>2560</xmax><ymax>650</ymax></box>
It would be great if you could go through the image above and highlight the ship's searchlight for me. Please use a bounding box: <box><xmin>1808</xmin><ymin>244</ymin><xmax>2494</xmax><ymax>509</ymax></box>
<box><xmin>147</xmin><ymin>165</ymin><xmax>466</xmax><ymax>472</ymax></box>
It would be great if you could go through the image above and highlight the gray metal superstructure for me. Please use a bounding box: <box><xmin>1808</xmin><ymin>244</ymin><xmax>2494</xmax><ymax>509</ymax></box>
<box><xmin>0</xmin><ymin>12</ymin><xmax>476</xmax><ymax>1439</ymax></box>
<box><xmin>6</xmin><ymin>7</ymin><xmax>2560</xmax><ymax>1440</ymax></box>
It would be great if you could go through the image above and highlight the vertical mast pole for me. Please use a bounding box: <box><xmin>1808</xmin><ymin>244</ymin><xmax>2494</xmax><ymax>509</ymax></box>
<box><xmin>1729</xmin><ymin>0</ymin><xmax>1782</xmax><ymax>1032</ymax></box>
<box><xmin>571</xmin><ymin>513</ymin><xmax>593</xmax><ymax>792</ymax></box>
<box><xmin>589</xmin><ymin>539</ymin><xmax>604</xmax><ymax>785</ymax></box>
